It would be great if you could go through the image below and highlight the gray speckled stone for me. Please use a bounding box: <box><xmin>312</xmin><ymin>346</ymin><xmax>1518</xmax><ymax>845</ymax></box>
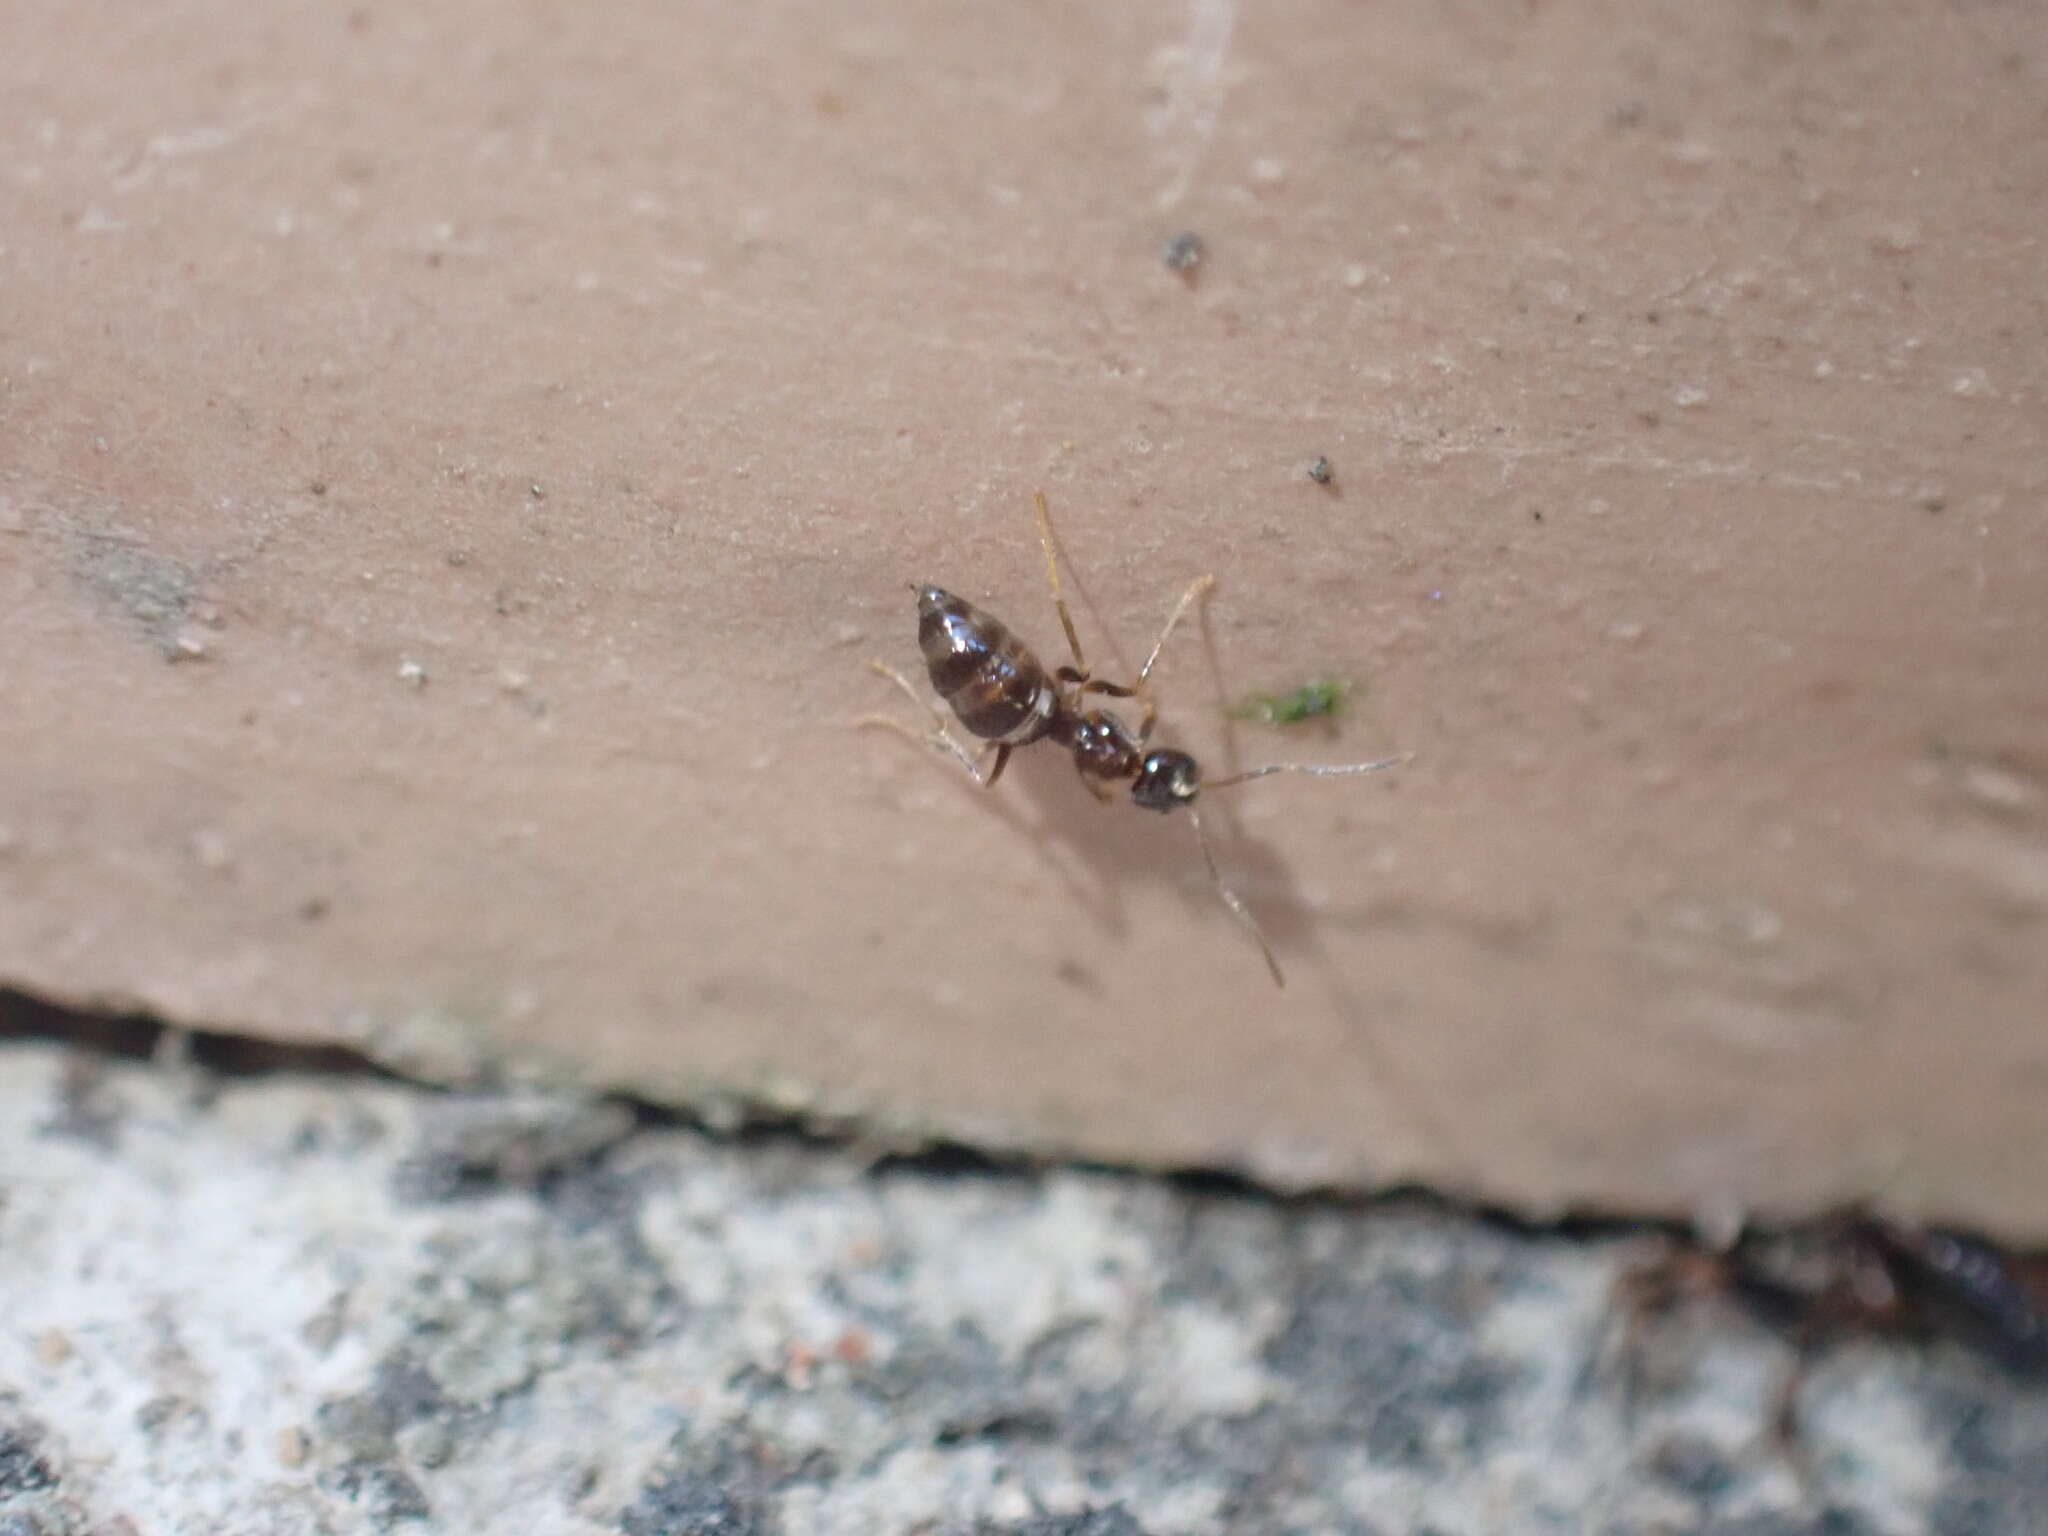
<box><xmin>0</xmin><ymin>1040</ymin><xmax>2043</xmax><ymax>1535</ymax></box>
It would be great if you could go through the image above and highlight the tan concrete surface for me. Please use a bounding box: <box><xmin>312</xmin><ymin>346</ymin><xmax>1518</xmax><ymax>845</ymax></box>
<box><xmin>2</xmin><ymin>2</ymin><xmax>2044</xmax><ymax>1233</ymax></box>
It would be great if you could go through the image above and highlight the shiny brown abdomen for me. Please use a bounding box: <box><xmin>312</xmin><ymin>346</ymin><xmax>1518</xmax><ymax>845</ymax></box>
<box><xmin>917</xmin><ymin>586</ymin><xmax>1057</xmax><ymax>744</ymax></box>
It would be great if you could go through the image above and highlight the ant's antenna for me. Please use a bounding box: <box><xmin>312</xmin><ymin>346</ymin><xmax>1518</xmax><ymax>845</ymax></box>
<box><xmin>1187</xmin><ymin>803</ymin><xmax>1286</xmax><ymax>989</ymax></box>
<box><xmin>1189</xmin><ymin>753</ymin><xmax>1411</xmax><ymax>985</ymax></box>
<box><xmin>1205</xmin><ymin>753</ymin><xmax>1410</xmax><ymax>792</ymax></box>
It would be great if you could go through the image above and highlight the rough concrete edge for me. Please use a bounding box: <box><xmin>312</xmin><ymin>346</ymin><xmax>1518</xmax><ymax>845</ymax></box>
<box><xmin>1</xmin><ymin>975</ymin><xmax>2040</xmax><ymax>1262</ymax></box>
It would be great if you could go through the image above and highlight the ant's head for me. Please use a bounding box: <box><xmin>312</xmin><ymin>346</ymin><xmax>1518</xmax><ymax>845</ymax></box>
<box><xmin>1132</xmin><ymin>748</ymin><xmax>1201</xmax><ymax>813</ymax></box>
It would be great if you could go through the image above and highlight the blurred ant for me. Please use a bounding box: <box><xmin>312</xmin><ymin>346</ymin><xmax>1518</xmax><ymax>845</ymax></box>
<box><xmin>1592</xmin><ymin>1214</ymin><xmax>2048</xmax><ymax>1450</ymax></box>
<box><xmin>860</xmin><ymin>491</ymin><xmax>1406</xmax><ymax>986</ymax></box>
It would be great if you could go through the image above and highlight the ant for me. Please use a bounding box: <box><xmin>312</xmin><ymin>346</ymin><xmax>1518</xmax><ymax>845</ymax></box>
<box><xmin>1592</xmin><ymin>1214</ymin><xmax>2048</xmax><ymax>1455</ymax></box>
<box><xmin>859</xmin><ymin>491</ymin><xmax>1406</xmax><ymax>987</ymax></box>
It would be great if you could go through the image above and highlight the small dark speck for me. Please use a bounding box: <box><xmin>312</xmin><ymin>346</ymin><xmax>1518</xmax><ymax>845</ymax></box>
<box><xmin>1160</xmin><ymin>231</ymin><xmax>1204</xmax><ymax>275</ymax></box>
<box><xmin>621</xmin><ymin>1472</ymin><xmax>760</xmax><ymax>1536</ymax></box>
<box><xmin>135</xmin><ymin>1395</ymin><xmax>202</xmax><ymax>1435</ymax></box>
<box><xmin>1531</xmin><ymin>509</ymin><xmax>1544</xmax><ymax>522</ymax></box>
<box><xmin>42</xmin><ymin>1056</ymin><xmax>124</xmax><ymax>1150</ymax></box>
<box><xmin>0</xmin><ymin>1426</ymin><xmax>57</xmax><ymax>1494</ymax></box>
<box><xmin>1305</xmin><ymin>455</ymin><xmax>1334</xmax><ymax>486</ymax></box>
<box><xmin>309</xmin><ymin>480</ymin><xmax>328</xmax><ymax>497</ymax></box>
<box><xmin>299</xmin><ymin>897</ymin><xmax>331</xmax><ymax>922</ymax></box>
<box><xmin>992</xmin><ymin>1509</ymin><xmax>1150</xmax><ymax>1536</ymax></box>
<box><xmin>446</xmin><ymin>551</ymin><xmax>469</xmax><ymax>567</ymax></box>
<box><xmin>1645</xmin><ymin>310</ymin><xmax>1661</xmax><ymax>324</ymax></box>
<box><xmin>322</xmin><ymin>1463</ymin><xmax>431</xmax><ymax>1525</ymax></box>
<box><xmin>1921</xmin><ymin>496</ymin><xmax>1947</xmax><ymax>514</ymax></box>
<box><xmin>1650</xmin><ymin>1431</ymin><xmax>1735</xmax><ymax>1500</ymax></box>
<box><xmin>1055</xmin><ymin>957</ymin><xmax>1099</xmax><ymax>994</ymax></box>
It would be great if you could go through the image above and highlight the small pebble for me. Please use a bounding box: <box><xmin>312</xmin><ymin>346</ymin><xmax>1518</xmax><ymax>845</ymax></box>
<box><xmin>1160</xmin><ymin>231</ymin><xmax>1204</xmax><ymax>274</ymax></box>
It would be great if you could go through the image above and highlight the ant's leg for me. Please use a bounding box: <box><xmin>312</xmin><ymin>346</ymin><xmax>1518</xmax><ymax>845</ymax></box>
<box><xmin>1136</xmin><ymin>574</ymin><xmax>1215</xmax><ymax>691</ymax></box>
<box><xmin>1077</xmin><ymin>678</ymin><xmax>1138</xmax><ymax>698</ymax></box>
<box><xmin>1129</xmin><ymin>573</ymin><xmax>1214</xmax><ymax>740</ymax></box>
<box><xmin>858</xmin><ymin>661</ymin><xmax>1004</xmax><ymax>787</ymax></box>
<box><xmin>1073</xmin><ymin>761</ymin><xmax>1117</xmax><ymax>804</ymax></box>
<box><xmin>1062</xmin><ymin>665</ymin><xmax>1137</xmax><ymax>703</ymax></box>
<box><xmin>1033</xmin><ymin>490</ymin><xmax>1091</xmax><ymax>677</ymax></box>
<box><xmin>859</xmin><ymin>711</ymin><xmax>1005</xmax><ymax>787</ymax></box>
<box><xmin>1064</xmin><ymin>574</ymin><xmax>1212</xmax><ymax>737</ymax></box>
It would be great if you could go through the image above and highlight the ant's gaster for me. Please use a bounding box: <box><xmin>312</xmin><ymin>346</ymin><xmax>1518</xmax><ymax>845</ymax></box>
<box><xmin>860</xmin><ymin>491</ymin><xmax>1406</xmax><ymax>986</ymax></box>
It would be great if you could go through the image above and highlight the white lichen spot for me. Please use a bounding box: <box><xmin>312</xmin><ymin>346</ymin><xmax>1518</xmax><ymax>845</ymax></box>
<box><xmin>189</xmin><ymin>828</ymin><xmax>232</xmax><ymax>872</ymax></box>
<box><xmin>1960</xmin><ymin>762</ymin><xmax>2040</xmax><ymax>816</ymax></box>
<box><xmin>1951</xmin><ymin>368</ymin><xmax>1990</xmax><ymax>397</ymax></box>
<box><xmin>397</xmin><ymin>658</ymin><xmax>428</xmax><ymax>689</ymax></box>
<box><xmin>1729</xmin><ymin>902</ymin><xmax>1784</xmax><ymax>947</ymax></box>
<box><xmin>1813</xmin><ymin>359</ymin><xmax>1836</xmax><ymax>379</ymax></box>
<box><xmin>1671</xmin><ymin>384</ymin><xmax>1709</xmax><ymax>408</ymax></box>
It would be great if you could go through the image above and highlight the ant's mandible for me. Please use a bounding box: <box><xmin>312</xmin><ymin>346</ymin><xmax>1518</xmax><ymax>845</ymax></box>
<box><xmin>861</xmin><ymin>491</ymin><xmax>1406</xmax><ymax>987</ymax></box>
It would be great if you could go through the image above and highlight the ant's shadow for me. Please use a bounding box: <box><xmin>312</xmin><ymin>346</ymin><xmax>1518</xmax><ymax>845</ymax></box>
<box><xmin>865</xmin><ymin>599</ymin><xmax>1359</xmax><ymax>985</ymax></box>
